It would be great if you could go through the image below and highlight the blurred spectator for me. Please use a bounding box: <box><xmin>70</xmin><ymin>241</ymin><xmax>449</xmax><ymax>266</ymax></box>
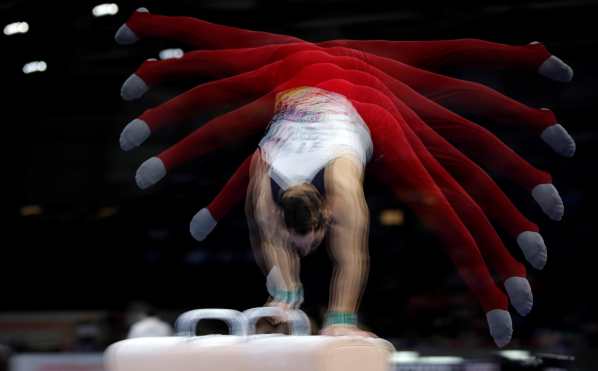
<box><xmin>0</xmin><ymin>344</ymin><xmax>10</xmax><ymax>371</ymax></box>
<box><xmin>71</xmin><ymin>321</ymin><xmax>102</xmax><ymax>352</ymax></box>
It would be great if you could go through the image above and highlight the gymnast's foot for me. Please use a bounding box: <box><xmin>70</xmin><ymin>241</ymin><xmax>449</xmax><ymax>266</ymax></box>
<box><xmin>190</xmin><ymin>208</ymin><xmax>218</xmax><ymax>241</ymax></box>
<box><xmin>121</xmin><ymin>60</ymin><xmax>155</xmax><ymax>101</ymax></box>
<box><xmin>136</xmin><ymin>157</ymin><xmax>166</xmax><ymax>189</ymax></box>
<box><xmin>114</xmin><ymin>7</ymin><xmax>149</xmax><ymax>45</ymax></box>
<box><xmin>120</xmin><ymin>118</ymin><xmax>151</xmax><ymax>151</ymax></box>
<box><xmin>516</xmin><ymin>231</ymin><xmax>548</xmax><ymax>270</ymax></box>
<box><xmin>532</xmin><ymin>183</ymin><xmax>564</xmax><ymax>221</ymax></box>
<box><xmin>121</xmin><ymin>73</ymin><xmax>149</xmax><ymax>100</ymax></box>
<box><xmin>540</xmin><ymin>120</ymin><xmax>576</xmax><ymax>158</ymax></box>
<box><xmin>504</xmin><ymin>277</ymin><xmax>533</xmax><ymax>316</ymax></box>
<box><xmin>529</xmin><ymin>41</ymin><xmax>574</xmax><ymax>82</ymax></box>
<box><xmin>321</xmin><ymin>325</ymin><xmax>377</xmax><ymax>338</ymax></box>
<box><xmin>538</xmin><ymin>56</ymin><xmax>574</xmax><ymax>82</ymax></box>
<box><xmin>486</xmin><ymin>309</ymin><xmax>513</xmax><ymax>348</ymax></box>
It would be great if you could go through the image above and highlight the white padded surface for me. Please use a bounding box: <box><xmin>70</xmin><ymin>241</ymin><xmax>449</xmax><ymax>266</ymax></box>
<box><xmin>105</xmin><ymin>335</ymin><xmax>393</xmax><ymax>371</ymax></box>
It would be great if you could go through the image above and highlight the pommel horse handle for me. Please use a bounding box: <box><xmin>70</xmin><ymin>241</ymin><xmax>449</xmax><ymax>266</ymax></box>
<box><xmin>175</xmin><ymin>309</ymin><xmax>248</xmax><ymax>337</ymax></box>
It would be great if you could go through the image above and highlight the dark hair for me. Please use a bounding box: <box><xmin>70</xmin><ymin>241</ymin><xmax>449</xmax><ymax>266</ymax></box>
<box><xmin>280</xmin><ymin>183</ymin><xmax>325</xmax><ymax>235</ymax></box>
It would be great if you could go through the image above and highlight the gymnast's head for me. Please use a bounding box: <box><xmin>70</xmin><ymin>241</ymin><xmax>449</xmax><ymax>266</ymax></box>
<box><xmin>280</xmin><ymin>183</ymin><xmax>329</xmax><ymax>255</ymax></box>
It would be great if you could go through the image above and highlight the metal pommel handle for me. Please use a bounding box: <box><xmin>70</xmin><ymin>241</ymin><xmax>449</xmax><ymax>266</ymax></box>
<box><xmin>175</xmin><ymin>309</ymin><xmax>248</xmax><ymax>336</ymax></box>
<box><xmin>243</xmin><ymin>306</ymin><xmax>311</xmax><ymax>335</ymax></box>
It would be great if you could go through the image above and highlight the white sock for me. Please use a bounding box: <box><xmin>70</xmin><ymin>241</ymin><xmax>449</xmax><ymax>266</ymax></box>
<box><xmin>531</xmin><ymin>184</ymin><xmax>564</xmax><ymax>221</ymax></box>
<box><xmin>538</xmin><ymin>55</ymin><xmax>574</xmax><ymax>82</ymax></box>
<box><xmin>114</xmin><ymin>24</ymin><xmax>138</xmax><ymax>45</ymax></box>
<box><xmin>486</xmin><ymin>309</ymin><xmax>513</xmax><ymax>348</ymax></box>
<box><xmin>541</xmin><ymin>123</ymin><xmax>576</xmax><ymax>157</ymax></box>
<box><xmin>114</xmin><ymin>8</ymin><xmax>149</xmax><ymax>45</ymax></box>
<box><xmin>504</xmin><ymin>277</ymin><xmax>533</xmax><ymax>316</ymax></box>
<box><xmin>135</xmin><ymin>157</ymin><xmax>166</xmax><ymax>190</ymax></box>
<box><xmin>121</xmin><ymin>73</ymin><xmax>149</xmax><ymax>101</ymax></box>
<box><xmin>120</xmin><ymin>119</ymin><xmax>150</xmax><ymax>151</ymax></box>
<box><xmin>516</xmin><ymin>231</ymin><xmax>547</xmax><ymax>270</ymax></box>
<box><xmin>190</xmin><ymin>208</ymin><xmax>218</xmax><ymax>241</ymax></box>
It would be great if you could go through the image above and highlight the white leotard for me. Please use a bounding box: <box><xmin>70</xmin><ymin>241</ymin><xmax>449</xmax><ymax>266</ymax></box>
<box><xmin>259</xmin><ymin>87</ymin><xmax>373</xmax><ymax>190</ymax></box>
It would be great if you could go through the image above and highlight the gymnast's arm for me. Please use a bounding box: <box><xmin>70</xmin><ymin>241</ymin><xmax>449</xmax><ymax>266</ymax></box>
<box><xmin>246</xmin><ymin>151</ymin><xmax>303</xmax><ymax>307</ymax></box>
<box><xmin>323</xmin><ymin>155</ymin><xmax>372</xmax><ymax>334</ymax></box>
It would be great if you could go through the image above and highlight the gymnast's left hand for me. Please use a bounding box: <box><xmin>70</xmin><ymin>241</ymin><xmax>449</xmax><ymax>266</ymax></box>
<box><xmin>320</xmin><ymin>325</ymin><xmax>377</xmax><ymax>338</ymax></box>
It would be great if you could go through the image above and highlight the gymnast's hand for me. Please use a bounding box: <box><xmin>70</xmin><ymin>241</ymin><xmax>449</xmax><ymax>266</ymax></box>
<box><xmin>255</xmin><ymin>298</ymin><xmax>293</xmax><ymax>329</ymax></box>
<box><xmin>320</xmin><ymin>324</ymin><xmax>376</xmax><ymax>338</ymax></box>
<box><xmin>266</xmin><ymin>298</ymin><xmax>293</xmax><ymax>312</ymax></box>
<box><xmin>252</xmin><ymin>298</ymin><xmax>300</xmax><ymax>334</ymax></box>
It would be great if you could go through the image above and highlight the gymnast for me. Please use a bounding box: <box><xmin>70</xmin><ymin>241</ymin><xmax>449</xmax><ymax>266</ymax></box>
<box><xmin>113</xmin><ymin>8</ymin><xmax>575</xmax><ymax>347</ymax></box>
<box><xmin>244</xmin><ymin>85</ymin><xmax>373</xmax><ymax>338</ymax></box>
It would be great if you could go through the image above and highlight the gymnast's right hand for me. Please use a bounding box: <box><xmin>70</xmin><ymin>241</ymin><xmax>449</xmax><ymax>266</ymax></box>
<box><xmin>320</xmin><ymin>325</ymin><xmax>376</xmax><ymax>338</ymax></box>
<box><xmin>266</xmin><ymin>298</ymin><xmax>293</xmax><ymax>312</ymax></box>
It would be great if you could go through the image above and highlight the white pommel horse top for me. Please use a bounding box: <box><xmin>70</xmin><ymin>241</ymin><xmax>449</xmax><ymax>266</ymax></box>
<box><xmin>105</xmin><ymin>307</ymin><xmax>394</xmax><ymax>371</ymax></box>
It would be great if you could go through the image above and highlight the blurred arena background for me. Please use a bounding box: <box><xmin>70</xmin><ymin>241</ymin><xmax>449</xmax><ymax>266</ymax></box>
<box><xmin>2</xmin><ymin>0</ymin><xmax>597</xmax><ymax>370</ymax></box>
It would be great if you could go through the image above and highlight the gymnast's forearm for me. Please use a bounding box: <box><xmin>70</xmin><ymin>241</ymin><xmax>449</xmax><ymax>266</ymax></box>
<box><xmin>328</xmin><ymin>213</ymin><xmax>370</xmax><ymax>314</ymax></box>
<box><xmin>248</xmin><ymin>211</ymin><xmax>303</xmax><ymax>304</ymax></box>
<box><xmin>326</xmin><ymin>173</ymin><xmax>370</xmax><ymax>315</ymax></box>
<box><xmin>262</xmin><ymin>241</ymin><xmax>302</xmax><ymax>292</ymax></box>
<box><xmin>249</xmin><ymin>161</ymin><xmax>303</xmax><ymax>297</ymax></box>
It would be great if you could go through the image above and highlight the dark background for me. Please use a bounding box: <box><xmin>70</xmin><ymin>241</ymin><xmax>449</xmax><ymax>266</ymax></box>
<box><xmin>2</xmin><ymin>0</ymin><xmax>597</xmax><ymax>365</ymax></box>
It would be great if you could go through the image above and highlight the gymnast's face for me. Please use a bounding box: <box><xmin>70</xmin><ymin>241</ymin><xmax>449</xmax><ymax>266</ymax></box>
<box><xmin>288</xmin><ymin>225</ymin><xmax>327</xmax><ymax>256</ymax></box>
<box><xmin>280</xmin><ymin>183</ymin><xmax>328</xmax><ymax>255</ymax></box>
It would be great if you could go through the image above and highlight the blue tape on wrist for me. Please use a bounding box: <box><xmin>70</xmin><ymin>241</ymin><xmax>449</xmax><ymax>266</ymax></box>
<box><xmin>324</xmin><ymin>311</ymin><xmax>358</xmax><ymax>326</ymax></box>
<box><xmin>273</xmin><ymin>287</ymin><xmax>304</xmax><ymax>304</ymax></box>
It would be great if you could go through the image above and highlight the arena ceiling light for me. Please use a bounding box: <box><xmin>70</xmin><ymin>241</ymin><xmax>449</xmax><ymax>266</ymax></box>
<box><xmin>391</xmin><ymin>351</ymin><xmax>420</xmax><ymax>363</ymax></box>
<box><xmin>379</xmin><ymin>209</ymin><xmax>405</xmax><ymax>226</ymax></box>
<box><xmin>22</xmin><ymin>61</ymin><xmax>47</xmax><ymax>74</ymax></box>
<box><xmin>92</xmin><ymin>3</ymin><xmax>119</xmax><ymax>17</ymax></box>
<box><xmin>20</xmin><ymin>205</ymin><xmax>43</xmax><ymax>217</ymax></box>
<box><xmin>417</xmin><ymin>356</ymin><xmax>465</xmax><ymax>365</ymax></box>
<box><xmin>159</xmin><ymin>48</ymin><xmax>184</xmax><ymax>60</ymax></box>
<box><xmin>3</xmin><ymin>21</ymin><xmax>29</xmax><ymax>36</ymax></box>
<box><xmin>499</xmin><ymin>350</ymin><xmax>533</xmax><ymax>361</ymax></box>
